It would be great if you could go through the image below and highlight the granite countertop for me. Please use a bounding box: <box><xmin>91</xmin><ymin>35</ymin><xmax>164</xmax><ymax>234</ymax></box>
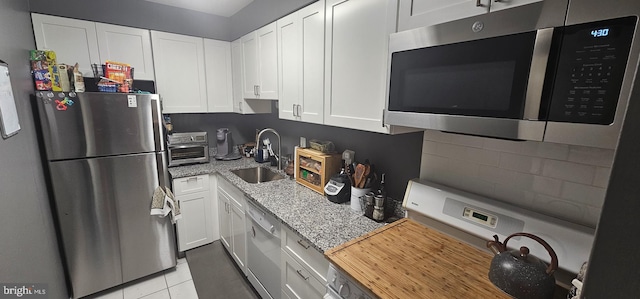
<box><xmin>168</xmin><ymin>157</ymin><xmax>385</xmax><ymax>252</ymax></box>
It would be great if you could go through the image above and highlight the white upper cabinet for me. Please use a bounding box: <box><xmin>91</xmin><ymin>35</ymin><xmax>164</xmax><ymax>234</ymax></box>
<box><xmin>398</xmin><ymin>0</ymin><xmax>543</xmax><ymax>31</ymax></box>
<box><xmin>32</xmin><ymin>14</ymin><xmax>155</xmax><ymax>79</ymax></box>
<box><xmin>278</xmin><ymin>1</ymin><xmax>325</xmax><ymax>124</ymax></box>
<box><xmin>231</xmin><ymin>39</ymin><xmax>272</xmax><ymax>114</ymax></box>
<box><xmin>324</xmin><ymin>0</ymin><xmax>397</xmax><ymax>133</ymax></box>
<box><xmin>95</xmin><ymin>23</ymin><xmax>155</xmax><ymax>80</ymax></box>
<box><xmin>151</xmin><ymin>31</ymin><xmax>207</xmax><ymax>113</ymax></box>
<box><xmin>32</xmin><ymin>13</ymin><xmax>100</xmax><ymax>77</ymax></box>
<box><xmin>204</xmin><ymin>39</ymin><xmax>234</xmax><ymax>113</ymax></box>
<box><xmin>241</xmin><ymin>22</ymin><xmax>279</xmax><ymax>100</ymax></box>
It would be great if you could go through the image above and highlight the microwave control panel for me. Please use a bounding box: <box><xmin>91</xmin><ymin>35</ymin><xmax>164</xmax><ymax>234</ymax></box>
<box><xmin>548</xmin><ymin>16</ymin><xmax>636</xmax><ymax>125</ymax></box>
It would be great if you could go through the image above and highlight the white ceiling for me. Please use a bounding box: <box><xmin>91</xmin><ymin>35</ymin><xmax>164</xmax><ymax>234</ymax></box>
<box><xmin>143</xmin><ymin>0</ymin><xmax>254</xmax><ymax>17</ymax></box>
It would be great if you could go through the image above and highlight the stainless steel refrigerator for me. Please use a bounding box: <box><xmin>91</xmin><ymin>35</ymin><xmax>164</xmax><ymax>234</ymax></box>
<box><xmin>35</xmin><ymin>92</ymin><xmax>177</xmax><ymax>298</ymax></box>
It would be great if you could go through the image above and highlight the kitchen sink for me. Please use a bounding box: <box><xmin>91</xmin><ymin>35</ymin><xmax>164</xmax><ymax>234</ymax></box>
<box><xmin>230</xmin><ymin>167</ymin><xmax>285</xmax><ymax>184</ymax></box>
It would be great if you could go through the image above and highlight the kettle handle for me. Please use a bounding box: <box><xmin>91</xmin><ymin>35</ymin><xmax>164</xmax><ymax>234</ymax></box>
<box><xmin>503</xmin><ymin>232</ymin><xmax>559</xmax><ymax>275</ymax></box>
<box><xmin>486</xmin><ymin>235</ymin><xmax>506</xmax><ymax>254</ymax></box>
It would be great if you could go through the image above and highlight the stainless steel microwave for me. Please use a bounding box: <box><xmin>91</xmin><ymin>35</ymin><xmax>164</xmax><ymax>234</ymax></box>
<box><xmin>384</xmin><ymin>0</ymin><xmax>640</xmax><ymax>149</ymax></box>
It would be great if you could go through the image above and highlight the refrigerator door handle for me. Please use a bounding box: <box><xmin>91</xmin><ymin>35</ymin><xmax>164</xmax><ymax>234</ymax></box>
<box><xmin>151</xmin><ymin>98</ymin><xmax>165</xmax><ymax>151</ymax></box>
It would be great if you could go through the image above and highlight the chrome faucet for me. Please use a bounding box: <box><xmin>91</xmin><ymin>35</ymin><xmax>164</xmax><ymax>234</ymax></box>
<box><xmin>256</xmin><ymin>128</ymin><xmax>282</xmax><ymax>170</ymax></box>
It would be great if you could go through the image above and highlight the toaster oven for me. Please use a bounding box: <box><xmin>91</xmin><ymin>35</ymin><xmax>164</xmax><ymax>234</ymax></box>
<box><xmin>167</xmin><ymin>132</ymin><xmax>209</xmax><ymax>167</ymax></box>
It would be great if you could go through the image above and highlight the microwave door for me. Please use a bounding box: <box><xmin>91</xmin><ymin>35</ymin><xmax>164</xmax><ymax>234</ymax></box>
<box><xmin>386</xmin><ymin>29</ymin><xmax>550</xmax><ymax>141</ymax></box>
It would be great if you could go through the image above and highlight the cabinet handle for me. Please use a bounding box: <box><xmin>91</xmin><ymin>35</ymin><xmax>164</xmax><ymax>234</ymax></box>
<box><xmin>256</xmin><ymin>85</ymin><xmax>260</xmax><ymax>96</ymax></box>
<box><xmin>476</xmin><ymin>0</ymin><xmax>483</xmax><ymax>6</ymax></box>
<box><xmin>252</xmin><ymin>226</ymin><xmax>256</xmax><ymax>238</ymax></box>
<box><xmin>293</xmin><ymin>104</ymin><xmax>298</xmax><ymax>117</ymax></box>
<box><xmin>296</xmin><ymin>104</ymin><xmax>302</xmax><ymax>117</ymax></box>
<box><xmin>297</xmin><ymin>239</ymin><xmax>310</xmax><ymax>249</ymax></box>
<box><xmin>296</xmin><ymin>269</ymin><xmax>309</xmax><ymax>280</ymax></box>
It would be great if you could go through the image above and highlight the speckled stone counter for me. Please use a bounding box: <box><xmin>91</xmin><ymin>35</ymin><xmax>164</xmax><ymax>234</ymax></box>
<box><xmin>168</xmin><ymin>157</ymin><xmax>385</xmax><ymax>252</ymax></box>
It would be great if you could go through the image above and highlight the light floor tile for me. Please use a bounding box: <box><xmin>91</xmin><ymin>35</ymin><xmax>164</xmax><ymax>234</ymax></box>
<box><xmin>177</xmin><ymin>257</ymin><xmax>187</xmax><ymax>265</ymax></box>
<box><xmin>165</xmin><ymin>261</ymin><xmax>193</xmax><ymax>287</ymax></box>
<box><xmin>88</xmin><ymin>289</ymin><xmax>123</xmax><ymax>299</ymax></box>
<box><xmin>169</xmin><ymin>280</ymin><xmax>199</xmax><ymax>299</ymax></box>
<box><xmin>123</xmin><ymin>274</ymin><xmax>167</xmax><ymax>299</ymax></box>
<box><xmin>139</xmin><ymin>289</ymin><xmax>170</xmax><ymax>299</ymax></box>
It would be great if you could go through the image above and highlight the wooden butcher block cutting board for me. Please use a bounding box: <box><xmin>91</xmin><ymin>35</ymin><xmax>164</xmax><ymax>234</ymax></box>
<box><xmin>325</xmin><ymin>218</ymin><xmax>511</xmax><ymax>299</ymax></box>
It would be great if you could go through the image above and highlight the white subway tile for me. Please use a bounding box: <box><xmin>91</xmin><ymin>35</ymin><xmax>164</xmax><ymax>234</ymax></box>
<box><xmin>420</xmin><ymin>154</ymin><xmax>449</xmax><ymax>180</ymax></box>
<box><xmin>533</xmin><ymin>194</ymin><xmax>586</xmax><ymax>226</ymax></box>
<box><xmin>561</xmin><ymin>182</ymin><xmax>606</xmax><ymax>208</ymax></box>
<box><xmin>541</xmin><ymin>160</ymin><xmax>596</xmax><ymax>185</ymax></box>
<box><xmin>422</xmin><ymin>140</ymin><xmax>439</xmax><ymax>155</ymax></box>
<box><xmin>499</xmin><ymin>152</ymin><xmax>543</xmax><ymax>174</ymax></box>
<box><xmin>435</xmin><ymin>142</ymin><xmax>467</xmax><ymax>158</ymax></box>
<box><xmin>478</xmin><ymin>165</ymin><xmax>502</xmax><ymax>184</ymax></box>
<box><xmin>445</xmin><ymin>133</ymin><xmax>485</xmax><ymax>148</ymax></box>
<box><xmin>532</xmin><ymin>176</ymin><xmax>563</xmax><ymax>197</ymax></box>
<box><xmin>568</xmin><ymin>145</ymin><xmax>615</xmax><ymax>167</ymax></box>
<box><xmin>521</xmin><ymin>142</ymin><xmax>570</xmax><ymax>160</ymax></box>
<box><xmin>445</xmin><ymin>174</ymin><xmax>495</xmax><ymax>197</ymax></box>
<box><xmin>493</xmin><ymin>184</ymin><xmax>536</xmax><ymax>207</ymax></box>
<box><xmin>593</xmin><ymin>167</ymin><xmax>611</xmax><ymax>188</ymax></box>
<box><xmin>465</xmin><ymin>147</ymin><xmax>500</xmax><ymax>166</ymax></box>
<box><xmin>423</xmin><ymin>130</ymin><xmax>452</xmax><ymax>143</ymax></box>
<box><xmin>482</xmin><ymin>138</ymin><xmax>524</xmax><ymax>153</ymax></box>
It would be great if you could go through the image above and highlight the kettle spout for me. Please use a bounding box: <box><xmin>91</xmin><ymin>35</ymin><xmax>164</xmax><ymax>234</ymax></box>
<box><xmin>486</xmin><ymin>235</ymin><xmax>506</xmax><ymax>254</ymax></box>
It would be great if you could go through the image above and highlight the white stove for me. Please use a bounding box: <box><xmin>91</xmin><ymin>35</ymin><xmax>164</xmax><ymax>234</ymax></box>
<box><xmin>325</xmin><ymin>179</ymin><xmax>595</xmax><ymax>298</ymax></box>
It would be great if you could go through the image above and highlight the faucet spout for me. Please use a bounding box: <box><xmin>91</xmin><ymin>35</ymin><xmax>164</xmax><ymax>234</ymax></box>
<box><xmin>256</xmin><ymin>128</ymin><xmax>282</xmax><ymax>170</ymax></box>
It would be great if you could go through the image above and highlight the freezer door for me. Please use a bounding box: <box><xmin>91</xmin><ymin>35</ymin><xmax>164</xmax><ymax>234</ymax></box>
<box><xmin>116</xmin><ymin>152</ymin><xmax>176</xmax><ymax>282</ymax></box>
<box><xmin>36</xmin><ymin>92</ymin><xmax>164</xmax><ymax>161</ymax></box>
<box><xmin>49</xmin><ymin>152</ymin><xmax>175</xmax><ymax>298</ymax></box>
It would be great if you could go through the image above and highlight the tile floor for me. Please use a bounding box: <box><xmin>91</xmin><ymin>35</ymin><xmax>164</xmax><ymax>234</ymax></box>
<box><xmin>87</xmin><ymin>258</ymin><xmax>198</xmax><ymax>299</ymax></box>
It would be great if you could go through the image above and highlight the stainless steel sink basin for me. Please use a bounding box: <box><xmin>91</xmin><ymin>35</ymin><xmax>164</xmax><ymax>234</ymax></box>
<box><xmin>230</xmin><ymin>167</ymin><xmax>285</xmax><ymax>184</ymax></box>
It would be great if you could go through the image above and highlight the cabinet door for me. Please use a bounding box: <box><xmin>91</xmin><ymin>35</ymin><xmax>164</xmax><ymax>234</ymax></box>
<box><xmin>232</xmin><ymin>39</ymin><xmax>273</xmax><ymax>114</ymax></box>
<box><xmin>277</xmin><ymin>12</ymin><xmax>301</xmax><ymax>121</ymax></box>
<box><xmin>204</xmin><ymin>39</ymin><xmax>234</xmax><ymax>112</ymax></box>
<box><xmin>241</xmin><ymin>31</ymin><xmax>259</xmax><ymax>99</ymax></box>
<box><xmin>31</xmin><ymin>13</ymin><xmax>100</xmax><ymax>77</ymax></box>
<box><xmin>490</xmin><ymin>0</ymin><xmax>543</xmax><ymax>12</ymax></box>
<box><xmin>324</xmin><ymin>0</ymin><xmax>396</xmax><ymax>133</ymax></box>
<box><xmin>95</xmin><ymin>23</ymin><xmax>155</xmax><ymax>80</ymax></box>
<box><xmin>217</xmin><ymin>189</ymin><xmax>232</xmax><ymax>250</ymax></box>
<box><xmin>282</xmin><ymin>251</ymin><xmax>310</xmax><ymax>299</ymax></box>
<box><xmin>231</xmin><ymin>203</ymin><xmax>247</xmax><ymax>275</ymax></box>
<box><xmin>397</xmin><ymin>0</ymin><xmax>489</xmax><ymax>31</ymax></box>
<box><xmin>151</xmin><ymin>31</ymin><xmax>207</xmax><ymax>113</ymax></box>
<box><xmin>299</xmin><ymin>1</ymin><xmax>325</xmax><ymax>124</ymax></box>
<box><xmin>176</xmin><ymin>191</ymin><xmax>212</xmax><ymax>252</ymax></box>
<box><xmin>256</xmin><ymin>22</ymin><xmax>279</xmax><ymax>99</ymax></box>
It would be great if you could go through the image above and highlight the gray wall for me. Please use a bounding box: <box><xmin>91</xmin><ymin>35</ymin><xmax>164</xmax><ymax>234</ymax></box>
<box><xmin>169</xmin><ymin>107</ymin><xmax>423</xmax><ymax>201</ymax></box>
<box><xmin>28</xmin><ymin>0</ymin><xmax>231</xmax><ymax>40</ymax></box>
<box><xmin>0</xmin><ymin>0</ymin><xmax>67</xmax><ymax>298</ymax></box>
<box><xmin>229</xmin><ymin>0</ymin><xmax>316</xmax><ymax>40</ymax></box>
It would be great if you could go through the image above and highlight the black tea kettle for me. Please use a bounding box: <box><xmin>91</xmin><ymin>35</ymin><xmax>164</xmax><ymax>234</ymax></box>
<box><xmin>486</xmin><ymin>233</ymin><xmax>559</xmax><ymax>299</ymax></box>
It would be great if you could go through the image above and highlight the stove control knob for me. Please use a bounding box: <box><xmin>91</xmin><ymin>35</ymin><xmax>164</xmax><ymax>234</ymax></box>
<box><xmin>338</xmin><ymin>282</ymin><xmax>351</xmax><ymax>297</ymax></box>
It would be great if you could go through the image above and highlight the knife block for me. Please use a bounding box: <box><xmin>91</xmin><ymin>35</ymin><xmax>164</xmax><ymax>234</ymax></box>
<box><xmin>295</xmin><ymin>148</ymin><xmax>341</xmax><ymax>194</ymax></box>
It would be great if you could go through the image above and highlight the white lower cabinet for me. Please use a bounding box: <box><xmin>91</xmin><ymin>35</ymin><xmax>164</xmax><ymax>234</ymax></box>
<box><xmin>217</xmin><ymin>175</ymin><xmax>248</xmax><ymax>275</ymax></box>
<box><xmin>174</xmin><ymin>175</ymin><xmax>217</xmax><ymax>252</ymax></box>
<box><xmin>281</xmin><ymin>225</ymin><xmax>329</xmax><ymax>299</ymax></box>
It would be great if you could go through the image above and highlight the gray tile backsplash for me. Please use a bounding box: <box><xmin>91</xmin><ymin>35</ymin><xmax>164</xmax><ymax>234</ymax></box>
<box><xmin>420</xmin><ymin>130</ymin><xmax>614</xmax><ymax>228</ymax></box>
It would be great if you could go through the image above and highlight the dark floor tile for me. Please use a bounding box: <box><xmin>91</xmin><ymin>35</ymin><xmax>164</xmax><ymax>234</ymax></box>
<box><xmin>186</xmin><ymin>241</ymin><xmax>260</xmax><ymax>299</ymax></box>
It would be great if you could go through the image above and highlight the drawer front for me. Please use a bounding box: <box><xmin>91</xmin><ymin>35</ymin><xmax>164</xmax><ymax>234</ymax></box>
<box><xmin>282</xmin><ymin>250</ymin><xmax>326</xmax><ymax>299</ymax></box>
<box><xmin>282</xmin><ymin>225</ymin><xmax>329</xmax><ymax>282</ymax></box>
<box><xmin>173</xmin><ymin>175</ymin><xmax>209</xmax><ymax>196</ymax></box>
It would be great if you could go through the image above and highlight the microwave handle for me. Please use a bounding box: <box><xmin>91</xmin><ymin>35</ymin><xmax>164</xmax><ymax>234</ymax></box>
<box><xmin>523</xmin><ymin>28</ymin><xmax>554</xmax><ymax>120</ymax></box>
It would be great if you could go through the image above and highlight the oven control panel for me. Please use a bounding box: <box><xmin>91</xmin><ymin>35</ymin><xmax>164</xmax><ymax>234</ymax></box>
<box><xmin>548</xmin><ymin>16</ymin><xmax>636</xmax><ymax>125</ymax></box>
